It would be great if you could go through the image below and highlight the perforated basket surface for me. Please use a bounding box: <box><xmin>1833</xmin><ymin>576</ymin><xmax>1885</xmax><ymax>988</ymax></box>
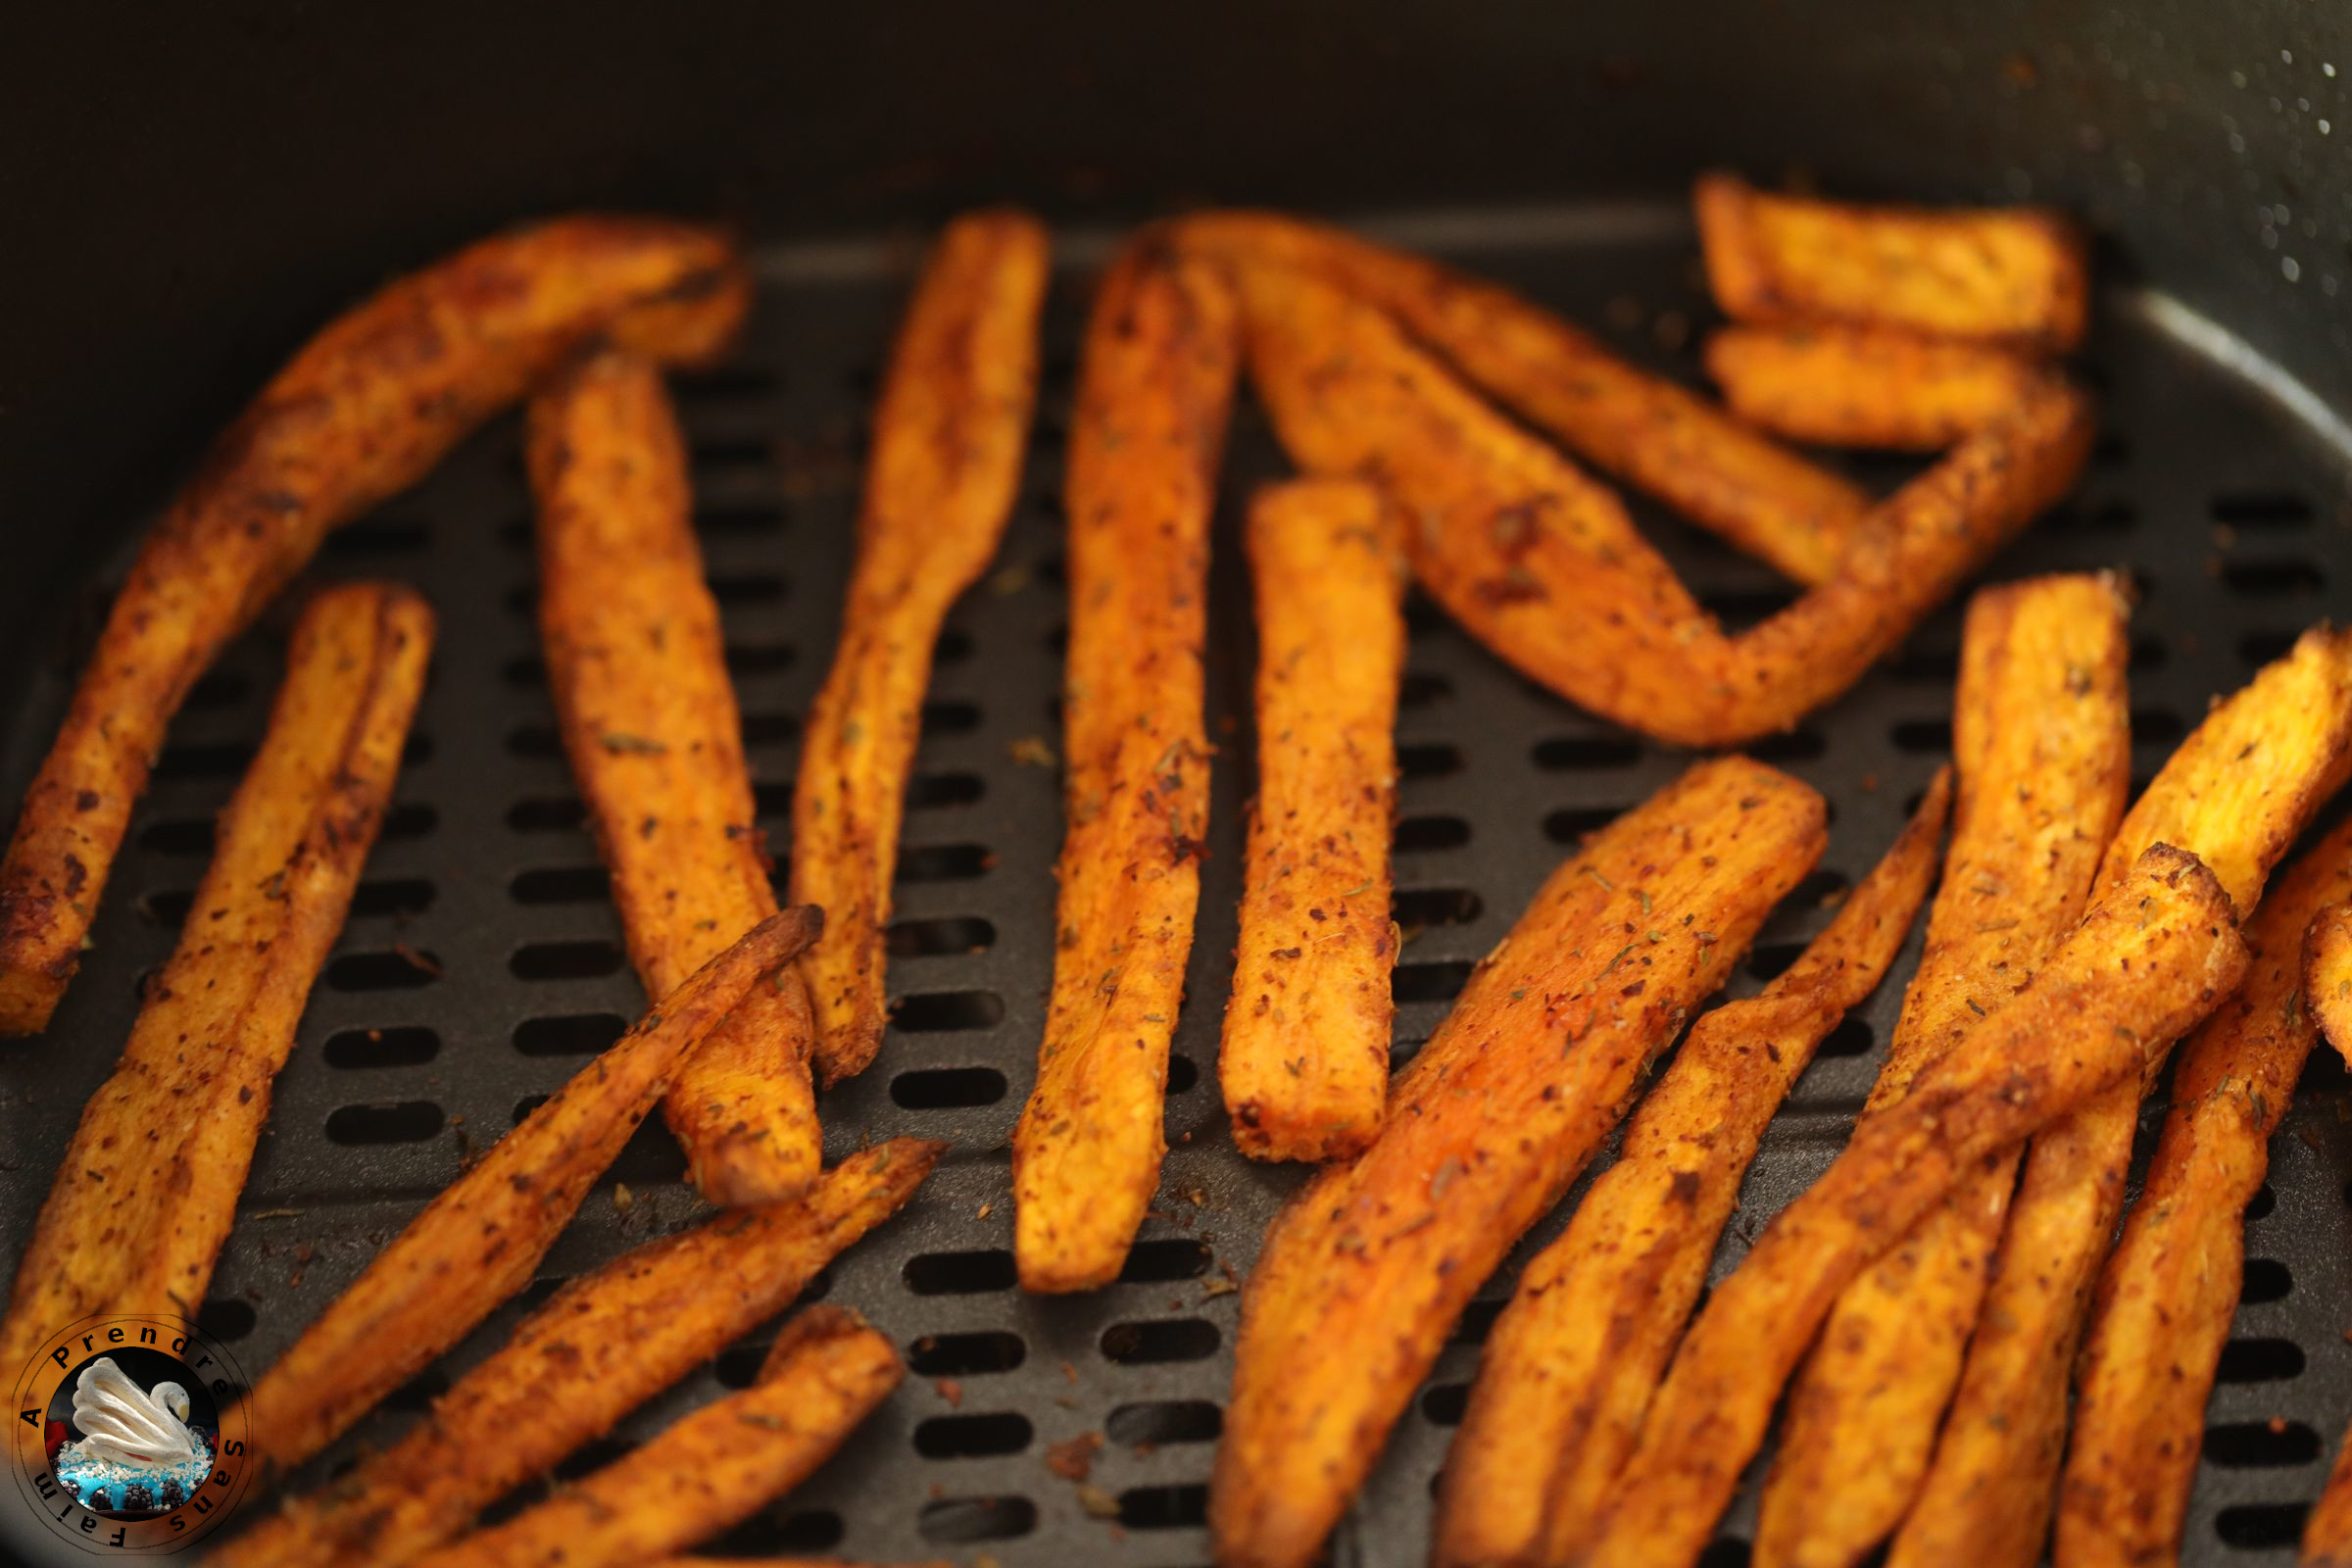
<box><xmin>5</xmin><ymin>202</ymin><xmax>2352</xmax><ymax>1568</ymax></box>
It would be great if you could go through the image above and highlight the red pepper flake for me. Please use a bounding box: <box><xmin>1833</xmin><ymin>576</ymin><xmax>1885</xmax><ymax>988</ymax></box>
<box><xmin>1047</xmin><ymin>1431</ymin><xmax>1103</xmax><ymax>1482</ymax></box>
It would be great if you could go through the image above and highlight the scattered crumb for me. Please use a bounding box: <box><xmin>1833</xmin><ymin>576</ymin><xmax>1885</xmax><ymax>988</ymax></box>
<box><xmin>1060</xmin><ymin>1359</ymin><xmax>1078</xmax><ymax>1385</ymax></box>
<box><xmin>1046</xmin><ymin>1431</ymin><xmax>1102</xmax><ymax>1483</ymax></box>
<box><xmin>976</xmin><ymin>1200</ymin><xmax>994</xmax><ymax>1220</ymax></box>
<box><xmin>391</xmin><ymin>943</ymin><xmax>441</xmax><ymax>977</ymax></box>
<box><xmin>612</xmin><ymin>1183</ymin><xmax>635</xmax><ymax>1216</ymax></box>
<box><xmin>934</xmin><ymin>1378</ymin><xmax>964</xmax><ymax>1407</ymax></box>
<box><xmin>1076</xmin><ymin>1483</ymin><xmax>1121</xmax><ymax>1520</ymax></box>
<box><xmin>1008</xmin><ymin>735</ymin><xmax>1058</xmax><ymax>768</ymax></box>
<box><xmin>988</xmin><ymin>564</ymin><xmax>1033</xmax><ymax>597</ymax></box>
<box><xmin>1201</xmin><ymin>1261</ymin><xmax>1241</xmax><ymax>1300</ymax></box>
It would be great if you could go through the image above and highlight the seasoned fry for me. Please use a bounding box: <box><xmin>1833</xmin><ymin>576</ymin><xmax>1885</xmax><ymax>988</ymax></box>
<box><xmin>214</xmin><ymin>1139</ymin><xmax>940</xmax><ymax>1568</ymax></box>
<box><xmin>1176</xmin><ymin>212</ymin><xmax>1872</xmax><ymax>583</ymax></box>
<box><xmin>1012</xmin><ymin>238</ymin><xmax>1241</xmax><ymax>1292</ymax></box>
<box><xmin>1706</xmin><ymin>323</ymin><xmax>2054</xmax><ymax>451</ymax></box>
<box><xmin>1432</xmin><ymin>773</ymin><xmax>1948</xmax><ymax>1568</ymax></box>
<box><xmin>241</xmin><ymin>906</ymin><xmax>820</xmax><ymax>1477</ymax></box>
<box><xmin>418</xmin><ymin>1306</ymin><xmax>901</xmax><ymax>1568</ymax></box>
<box><xmin>1694</xmin><ymin>172</ymin><xmax>2089</xmax><ymax>351</ymax></box>
<box><xmin>1893</xmin><ymin>624</ymin><xmax>2352</xmax><ymax>1568</ymax></box>
<box><xmin>0</xmin><ymin>216</ymin><xmax>748</xmax><ymax>1036</ymax></box>
<box><xmin>1212</xmin><ymin>757</ymin><xmax>1829</xmax><ymax>1568</ymax></box>
<box><xmin>2056</xmin><ymin>830</ymin><xmax>2352</xmax><ymax>1568</ymax></box>
<box><xmin>794</xmin><ymin>211</ymin><xmax>1049</xmax><ymax>1084</ymax></box>
<box><xmin>1585</xmin><ymin>847</ymin><xmax>2247</xmax><ymax>1568</ymax></box>
<box><xmin>0</xmin><ymin>584</ymin><xmax>431</xmax><ymax>1377</ymax></box>
<box><xmin>1221</xmin><ymin>479</ymin><xmax>1406</xmax><ymax>1162</ymax></box>
<box><xmin>1758</xmin><ymin>573</ymin><xmax>2132</xmax><ymax>1568</ymax></box>
<box><xmin>2313</xmin><ymin>902</ymin><xmax>2352</xmax><ymax>1066</ymax></box>
<box><xmin>533</xmin><ymin>350</ymin><xmax>818</xmax><ymax>1206</ymax></box>
<box><xmin>1231</xmin><ymin>254</ymin><xmax>2093</xmax><ymax>747</ymax></box>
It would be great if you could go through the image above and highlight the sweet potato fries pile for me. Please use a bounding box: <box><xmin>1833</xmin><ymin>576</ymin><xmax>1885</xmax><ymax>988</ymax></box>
<box><xmin>10</xmin><ymin>163</ymin><xmax>2345</xmax><ymax>1568</ymax></box>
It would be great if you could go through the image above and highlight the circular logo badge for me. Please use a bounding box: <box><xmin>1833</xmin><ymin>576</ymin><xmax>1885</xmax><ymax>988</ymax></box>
<box><xmin>9</xmin><ymin>1317</ymin><xmax>252</xmax><ymax>1554</ymax></box>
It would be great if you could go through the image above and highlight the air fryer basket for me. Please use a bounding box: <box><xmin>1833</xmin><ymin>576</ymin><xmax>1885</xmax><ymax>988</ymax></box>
<box><xmin>6</xmin><ymin>7</ymin><xmax>2352</xmax><ymax>1567</ymax></box>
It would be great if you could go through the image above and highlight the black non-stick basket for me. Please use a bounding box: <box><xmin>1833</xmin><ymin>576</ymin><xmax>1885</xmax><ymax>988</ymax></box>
<box><xmin>7</xmin><ymin>6</ymin><xmax>2352</xmax><ymax>1565</ymax></box>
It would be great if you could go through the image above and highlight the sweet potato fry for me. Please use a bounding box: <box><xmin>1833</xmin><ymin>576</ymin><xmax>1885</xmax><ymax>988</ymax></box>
<box><xmin>214</xmin><ymin>1139</ymin><xmax>939</xmax><ymax>1568</ymax></box>
<box><xmin>1757</xmin><ymin>573</ymin><xmax>2131</xmax><ymax>1568</ymax></box>
<box><xmin>0</xmin><ymin>584</ymin><xmax>431</xmax><ymax>1377</ymax></box>
<box><xmin>1432</xmin><ymin>772</ymin><xmax>1948</xmax><ymax>1568</ymax></box>
<box><xmin>1011</xmin><ymin>238</ymin><xmax>1241</xmax><ymax>1292</ymax></box>
<box><xmin>1706</xmin><ymin>323</ymin><xmax>2054</xmax><ymax>451</ymax></box>
<box><xmin>1584</xmin><ymin>846</ymin><xmax>2246</xmax><ymax>1568</ymax></box>
<box><xmin>418</xmin><ymin>1306</ymin><xmax>901</xmax><ymax>1568</ymax></box>
<box><xmin>2313</xmin><ymin>902</ymin><xmax>2352</xmax><ymax>1066</ymax></box>
<box><xmin>0</xmin><ymin>216</ymin><xmax>748</xmax><ymax>1036</ymax></box>
<box><xmin>1694</xmin><ymin>172</ymin><xmax>2089</xmax><ymax>351</ymax></box>
<box><xmin>1176</xmin><ymin>212</ymin><xmax>1872</xmax><ymax>584</ymax></box>
<box><xmin>1220</xmin><ymin>479</ymin><xmax>1406</xmax><ymax>1162</ymax></box>
<box><xmin>1230</xmin><ymin>254</ymin><xmax>2093</xmax><ymax>747</ymax></box>
<box><xmin>1211</xmin><ymin>756</ymin><xmax>1828</xmax><ymax>1568</ymax></box>
<box><xmin>2054</xmin><ymin>829</ymin><xmax>2352</xmax><ymax>1568</ymax></box>
<box><xmin>532</xmin><ymin>350</ymin><xmax>819</xmax><ymax>1206</ymax></box>
<box><xmin>794</xmin><ymin>211</ymin><xmax>1048</xmax><ymax>1084</ymax></box>
<box><xmin>1891</xmin><ymin>624</ymin><xmax>2352</xmax><ymax>1568</ymax></box>
<box><xmin>241</xmin><ymin>906</ymin><xmax>820</xmax><ymax>1477</ymax></box>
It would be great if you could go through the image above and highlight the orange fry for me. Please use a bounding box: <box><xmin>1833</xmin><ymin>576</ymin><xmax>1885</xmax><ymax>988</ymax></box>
<box><xmin>532</xmin><ymin>349</ymin><xmax>818</xmax><ymax>1206</ymax></box>
<box><xmin>1706</xmin><ymin>323</ymin><xmax>2054</xmax><ymax>450</ymax></box>
<box><xmin>1757</xmin><ymin>573</ymin><xmax>2131</xmax><ymax>1568</ymax></box>
<box><xmin>1432</xmin><ymin>772</ymin><xmax>1947</xmax><ymax>1568</ymax></box>
<box><xmin>1585</xmin><ymin>847</ymin><xmax>2246</xmax><ymax>1568</ymax></box>
<box><xmin>417</xmin><ymin>1307</ymin><xmax>901</xmax><ymax>1568</ymax></box>
<box><xmin>1695</xmin><ymin>172</ymin><xmax>2089</xmax><ymax>351</ymax></box>
<box><xmin>0</xmin><ymin>215</ymin><xmax>747</xmax><ymax>1035</ymax></box>
<box><xmin>2314</xmin><ymin>902</ymin><xmax>2352</xmax><ymax>1066</ymax></box>
<box><xmin>1230</xmin><ymin>254</ymin><xmax>2092</xmax><ymax>747</ymax></box>
<box><xmin>1177</xmin><ymin>212</ymin><xmax>1872</xmax><ymax>583</ymax></box>
<box><xmin>1011</xmin><ymin>238</ymin><xmax>1241</xmax><ymax>1291</ymax></box>
<box><xmin>794</xmin><ymin>210</ymin><xmax>1049</xmax><ymax>1084</ymax></box>
<box><xmin>1893</xmin><ymin>625</ymin><xmax>2352</xmax><ymax>1568</ymax></box>
<box><xmin>213</xmin><ymin>1140</ymin><xmax>940</xmax><ymax>1568</ymax></box>
<box><xmin>0</xmin><ymin>584</ymin><xmax>431</xmax><ymax>1378</ymax></box>
<box><xmin>2053</xmin><ymin>830</ymin><xmax>2352</xmax><ymax>1568</ymax></box>
<box><xmin>241</xmin><ymin>906</ymin><xmax>820</xmax><ymax>1477</ymax></box>
<box><xmin>1221</xmin><ymin>478</ymin><xmax>1407</xmax><ymax>1161</ymax></box>
<box><xmin>1212</xmin><ymin>757</ymin><xmax>1829</xmax><ymax>1568</ymax></box>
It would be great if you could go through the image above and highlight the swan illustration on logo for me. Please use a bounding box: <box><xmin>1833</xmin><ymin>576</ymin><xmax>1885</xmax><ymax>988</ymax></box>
<box><xmin>70</xmin><ymin>1358</ymin><xmax>203</xmax><ymax>1467</ymax></box>
<box><xmin>49</xmin><ymin>1356</ymin><xmax>215</xmax><ymax>1514</ymax></box>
